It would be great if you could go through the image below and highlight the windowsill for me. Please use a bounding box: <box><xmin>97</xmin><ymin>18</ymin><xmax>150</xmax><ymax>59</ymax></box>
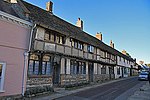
<box><xmin>0</xmin><ymin>90</ymin><xmax>5</xmax><ymax>93</ymax></box>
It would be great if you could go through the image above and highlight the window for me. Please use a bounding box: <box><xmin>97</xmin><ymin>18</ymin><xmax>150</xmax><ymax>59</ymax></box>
<box><xmin>101</xmin><ymin>51</ymin><xmax>105</xmax><ymax>58</ymax></box>
<box><xmin>44</xmin><ymin>31</ymin><xmax>55</xmax><ymax>42</ymax></box>
<box><xmin>109</xmin><ymin>66</ymin><xmax>114</xmax><ymax>74</ymax></box>
<box><xmin>124</xmin><ymin>67</ymin><xmax>127</xmax><ymax>74</ymax></box>
<box><xmin>70</xmin><ymin>60</ymin><xmax>86</xmax><ymax>75</ymax></box>
<box><xmin>88</xmin><ymin>45</ymin><xmax>94</xmax><ymax>53</ymax></box>
<box><xmin>74</xmin><ymin>40</ymin><xmax>78</xmax><ymax>48</ymax></box>
<box><xmin>28</xmin><ymin>54</ymin><xmax>39</xmax><ymax>75</ymax></box>
<box><xmin>28</xmin><ymin>54</ymin><xmax>52</xmax><ymax>75</ymax></box>
<box><xmin>0</xmin><ymin>62</ymin><xmax>6</xmax><ymax>91</ymax></box>
<box><xmin>70</xmin><ymin>38</ymin><xmax>83</xmax><ymax>50</ymax></box>
<box><xmin>70</xmin><ymin>60</ymin><xmax>77</xmax><ymax>74</ymax></box>
<box><xmin>97</xmin><ymin>64</ymin><xmax>101</xmax><ymax>74</ymax></box>
<box><xmin>101</xmin><ymin>65</ymin><xmax>106</xmax><ymax>74</ymax></box>
<box><xmin>44</xmin><ymin>31</ymin><xmax>64</xmax><ymax>44</ymax></box>
<box><xmin>81</xmin><ymin>62</ymin><xmax>86</xmax><ymax>74</ymax></box>
<box><xmin>78</xmin><ymin>42</ymin><xmax>83</xmax><ymax>50</ymax></box>
<box><xmin>42</xmin><ymin>55</ymin><xmax>51</xmax><ymax>75</ymax></box>
<box><xmin>117</xmin><ymin>67</ymin><xmax>120</xmax><ymax>75</ymax></box>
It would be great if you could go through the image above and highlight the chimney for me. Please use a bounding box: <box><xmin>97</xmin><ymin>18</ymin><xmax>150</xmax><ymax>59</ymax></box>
<box><xmin>4</xmin><ymin>0</ymin><xmax>17</xmax><ymax>3</ymax></box>
<box><xmin>76</xmin><ymin>18</ymin><xmax>83</xmax><ymax>30</ymax></box>
<box><xmin>46</xmin><ymin>1</ymin><xmax>53</xmax><ymax>13</ymax></box>
<box><xmin>110</xmin><ymin>40</ymin><xmax>114</xmax><ymax>48</ymax></box>
<box><xmin>96</xmin><ymin>32</ymin><xmax>102</xmax><ymax>41</ymax></box>
<box><xmin>122</xmin><ymin>50</ymin><xmax>127</xmax><ymax>55</ymax></box>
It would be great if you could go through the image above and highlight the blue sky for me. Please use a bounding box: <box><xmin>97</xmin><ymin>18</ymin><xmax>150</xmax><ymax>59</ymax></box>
<box><xmin>25</xmin><ymin>0</ymin><xmax>150</xmax><ymax>64</ymax></box>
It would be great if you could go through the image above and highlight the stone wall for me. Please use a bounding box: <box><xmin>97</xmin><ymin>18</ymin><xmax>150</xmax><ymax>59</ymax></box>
<box><xmin>60</xmin><ymin>74</ymin><xmax>88</xmax><ymax>86</ymax></box>
<box><xmin>27</xmin><ymin>76</ymin><xmax>53</xmax><ymax>88</ymax></box>
<box><xmin>93</xmin><ymin>74</ymin><xmax>110</xmax><ymax>83</ymax></box>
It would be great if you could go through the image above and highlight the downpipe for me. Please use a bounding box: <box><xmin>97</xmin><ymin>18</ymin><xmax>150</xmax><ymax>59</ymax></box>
<box><xmin>22</xmin><ymin>24</ymin><xmax>36</xmax><ymax>96</ymax></box>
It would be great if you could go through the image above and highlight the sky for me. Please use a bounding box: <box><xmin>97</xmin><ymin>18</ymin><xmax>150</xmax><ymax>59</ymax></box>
<box><xmin>25</xmin><ymin>0</ymin><xmax>150</xmax><ymax>64</ymax></box>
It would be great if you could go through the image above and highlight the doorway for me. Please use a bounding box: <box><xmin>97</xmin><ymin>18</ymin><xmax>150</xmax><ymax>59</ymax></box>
<box><xmin>53</xmin><ymin>63</ymin><xmax>60</xmax><ymax>85</ymax></box>
<box><xmin>88</xmin><ymin>63</ymin><xmax>94</xmax><ymax>82</ymax></box>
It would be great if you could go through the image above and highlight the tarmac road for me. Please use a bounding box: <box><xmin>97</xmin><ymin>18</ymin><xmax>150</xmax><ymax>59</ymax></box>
<box><xmin>56</xmin><ymin>77</ymin><xmax>146</xmax><ymax>100</ymax></box>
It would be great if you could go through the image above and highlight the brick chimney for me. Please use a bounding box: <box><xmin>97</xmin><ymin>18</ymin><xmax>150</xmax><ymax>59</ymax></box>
<box><xmin>96</xmin><ymin>32</ymin><xmax>102</xmax><ymax>41</ymax></box>
<box><xmin>46</xmin><ymin>1</ymin><xmax>53</xmax><ymax>13</ymax></box>
<box><xmin>76</xmin><ymin>18</ymin><xmax>83</xmax><ymax>30</ymax></box>
<box><xmin>110</xmin><ymin>40</ymin><xmax>114</xmax><ymax>48</ymax></box>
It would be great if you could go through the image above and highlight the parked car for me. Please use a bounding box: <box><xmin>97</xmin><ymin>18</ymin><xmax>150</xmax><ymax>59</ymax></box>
<box><xmin>138</xmin><ymin>71</ymin><xmax>148</xmax><ymax>80</ymax></box>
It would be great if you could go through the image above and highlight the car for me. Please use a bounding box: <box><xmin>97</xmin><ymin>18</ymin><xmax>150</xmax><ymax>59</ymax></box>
<box><xmin>138</xmin><ymin>71</ymin><xmax>148</xmax><ymax>81</ymax></box>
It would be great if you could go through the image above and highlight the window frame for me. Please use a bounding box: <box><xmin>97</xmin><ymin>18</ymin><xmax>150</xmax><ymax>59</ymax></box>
<box><xmin>0</xmin><ymin>62</ymin><xmax>6</xmax><ymax>92</ymax></box>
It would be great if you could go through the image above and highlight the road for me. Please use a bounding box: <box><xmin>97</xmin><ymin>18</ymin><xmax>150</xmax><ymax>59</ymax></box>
<box><xmin>56</xmin><ymin>77</ymin><xmax>146</xmax><ymax>100</ymax></box>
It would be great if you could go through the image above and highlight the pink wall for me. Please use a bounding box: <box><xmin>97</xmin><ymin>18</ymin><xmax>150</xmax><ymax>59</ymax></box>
<box><xmin>0</xmin><ymin>20</ymin><xmax>31</xmax><ymax>96</ymax></box>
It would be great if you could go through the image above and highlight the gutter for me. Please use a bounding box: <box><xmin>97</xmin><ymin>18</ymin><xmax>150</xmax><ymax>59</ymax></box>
<box><xmin>22</xmin><ymin>24</ymin><xmax>36</xmax><ymax>96</ymax></box>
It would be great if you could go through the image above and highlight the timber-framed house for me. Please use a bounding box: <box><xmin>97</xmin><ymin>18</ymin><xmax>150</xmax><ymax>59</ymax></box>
<box><xmin>22</xmin><ymin>1</ymin><xmax>135</xmax><ymax>89</ymax></box>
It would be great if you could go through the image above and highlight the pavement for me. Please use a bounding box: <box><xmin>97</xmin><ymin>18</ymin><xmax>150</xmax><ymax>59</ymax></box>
<box><xmin>127</xmin><ymin>82</ymin><xmax>150</xmax><ymax>100</ymax></box>
<box><xmin>32</xmin><ymin>76</ymin><xmax>140</xmax><ymax>100</ymax></box>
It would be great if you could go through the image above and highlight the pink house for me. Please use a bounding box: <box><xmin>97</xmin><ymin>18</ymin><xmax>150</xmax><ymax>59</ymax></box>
<box><xmin>0</xmin><ymin>0</ymin><xmax>32</xmax><ymax>97</ymax></box>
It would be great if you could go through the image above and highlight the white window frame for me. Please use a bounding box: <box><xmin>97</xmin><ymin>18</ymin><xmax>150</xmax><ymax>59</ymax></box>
<box><xmin>0</xmin><ymin>62</ymin><xmax>6</xmax><ymax>92</ymax></box>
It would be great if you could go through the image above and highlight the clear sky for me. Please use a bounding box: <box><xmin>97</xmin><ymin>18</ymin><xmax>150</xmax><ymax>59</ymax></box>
<box><xmin>25</xmin><ymin>0</ymin><xmax>150</xmax><ymax>64</ymax></box>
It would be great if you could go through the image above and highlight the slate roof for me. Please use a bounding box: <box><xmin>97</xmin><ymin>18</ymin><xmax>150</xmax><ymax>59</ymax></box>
<box><xmin>21</xmin><ymin>0</ymin><xmax>135</xmax><ymax>61</ymax></box>
<box><xmin>0</xmin><ymin>0</ymin><xmax>30</xmax><ymax>20</ymax></box>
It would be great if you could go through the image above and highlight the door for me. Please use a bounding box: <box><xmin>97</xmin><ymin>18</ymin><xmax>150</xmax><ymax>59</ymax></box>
<box><xmin>88</xmin><ymin>63</ymin><xmax>94</xmax><ymax>82</ymax></box>
<box><xmin>109</xmin><ymin>66</ymin><xmax>114</xmax><ymax>79</ymax></box>
<box><xmin>53</xmin><ymin>63</ymin><xmax>60</xmax><ymax>85</ymax></box>
<box><xmin>121</xmin><ymin>67</ymin><xmax>124</xmax><ymax>77</ymax></box>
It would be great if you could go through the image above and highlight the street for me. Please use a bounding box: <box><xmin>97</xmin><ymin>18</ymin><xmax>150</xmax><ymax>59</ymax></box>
<box><xmin>56</xmin><ymin>77</ymin><xmax>146</xmax><ymax>100</ymax></box>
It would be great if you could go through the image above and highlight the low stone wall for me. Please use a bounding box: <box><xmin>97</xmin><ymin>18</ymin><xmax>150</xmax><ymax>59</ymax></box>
<box><xmin>60</xmin><ymin>74</ymin><xmax>88</xmax><ymax>86</ymax></box>
<box><xmin>93</xmin><ymin>74</ymin><xmax>110</xmax><ymax>83</ymax></box>
<box><xmin>27</xmin><ymin>76</ymin><xmax>53</xmax><ymax>87</ymax></box>
<box><xmin>25</xmin><ymin>76</ymin><xmax>53</xmax><ymax>97</ymax></box>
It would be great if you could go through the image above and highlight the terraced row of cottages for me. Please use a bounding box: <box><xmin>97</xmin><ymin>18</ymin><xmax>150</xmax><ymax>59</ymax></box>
<box><xmin>24</xmin><ymin>1</ymin><xmax>137</xmax><ymax>89</ymax></box>
<box><xmin>0</xmin><ymin>0</ymin><xmax>137</xmax><ymax>97</ymax></box>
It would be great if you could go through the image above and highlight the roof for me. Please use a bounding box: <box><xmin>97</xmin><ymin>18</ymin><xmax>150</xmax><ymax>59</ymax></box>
<box><xmin>2</xmin><ymin>0</ymin><xmax>133</xmax><ymax>61</ymax></box>
<box><xmin>0</xmin><ymin>0</ymin><xmax>30</xmax><ymax>20</ymax></box>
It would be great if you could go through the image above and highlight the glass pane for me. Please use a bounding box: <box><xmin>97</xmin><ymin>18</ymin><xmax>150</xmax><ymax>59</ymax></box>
<box><xmin>60</xmin><ymin>36</ymin><xmax>62</xmax><ymax>44</ymax></box>
<box><xmin>34</xmin><ymin>61</ymin><xmax>39</xmax><ymax>75</ymax></box>
<box><xmin>46</xmin><ymin>62</ymin><xmax>51</xmax><ymax>75</ymax></box>
<box><xmin>42</xmin><ymin>62</ymin><xmax>46</xmax><ymax>75</ymax></box>
<box><xmin>56</xmin><ymin>36</ymin><xmax>59</xmax><ymax>43</ymax></box>
<box><xmin>28</xmin><ymin>60</ymin><xmax>34</xmax><ymax>75</ymax></box>
<box><xmin>51</xmin><ymin>34</ymin><xmax>55</xmax><ymax>42</ymax></box>
<box><xmin>0</xmin><ymin>64</ymin><xmax>2</xmax><ymax>77</ymax></box>
<box><xmin>45</xmin><ymin>33</ymin><xmax>49</xmax><ymax>41</ymax></box>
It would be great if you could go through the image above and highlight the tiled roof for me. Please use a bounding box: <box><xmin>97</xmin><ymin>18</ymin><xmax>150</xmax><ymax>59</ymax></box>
<box><xmin>8</xmin><ymin>0</ymin><xmax>133</xmax><ymax>61</ymax></box>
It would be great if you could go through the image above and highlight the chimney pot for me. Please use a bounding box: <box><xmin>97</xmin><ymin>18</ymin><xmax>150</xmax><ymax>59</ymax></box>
<box><xmin>46</xmin><ymin>1</ymin><xmax>53</xmax><ymax>13</ymax></box>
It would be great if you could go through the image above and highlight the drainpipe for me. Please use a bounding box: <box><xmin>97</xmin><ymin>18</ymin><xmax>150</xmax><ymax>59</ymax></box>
<box><xmin>29</xmin><ymin>24</ymin><xmax>36</xmax><ymax>51</ymax></box>
<box><xmin>22</xmin><ymin>24</ymin><xmax>36</xmax><ymax>96</ymax></box>
<box><xmin>22</xmin><ymin>52</ymin><xmax>28</xmax><ymax>96</ymax></box>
